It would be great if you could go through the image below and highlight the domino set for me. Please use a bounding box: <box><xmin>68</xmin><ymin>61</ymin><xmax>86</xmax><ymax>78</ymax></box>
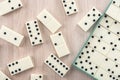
<box><xmin>0</xmin><ymin>0</ymin><xmax>115</xmax><ymax>80</ymax></box>
<box><xmin>73</xmin><ymin>0</ymin><xmax>120</xmax><ymax>80</ymax></box>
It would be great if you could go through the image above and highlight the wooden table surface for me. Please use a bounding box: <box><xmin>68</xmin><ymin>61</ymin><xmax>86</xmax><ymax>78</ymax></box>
<box><xmin>0</xmin><ymin>0</ymin><xmax>110</xmax><ymax>80</ymax></box>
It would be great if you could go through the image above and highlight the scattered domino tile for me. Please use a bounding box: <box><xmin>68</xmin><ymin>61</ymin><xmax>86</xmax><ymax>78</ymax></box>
<box><xmin>7</xmin><ymin>56</ymin><xmax>34</xmax><ymax>75</ymax></box>
<box><xmin>50</xmin><ymin>32</ymin><xmax>70</xmax><ymax>58</ymax></box>
<box><xmin>0</xmin><ymin>0</ymin><xmax>23</xmax><ymax>16</ymax></box>
<box><xmin>73</xmin><ymin>1</ymin><xmax>120</xmax><ymax>80</ymax></box>
<box><xmin>61</xmin><ymin>0</ymin><xmax>78</xmax><ymax>15</ymax></box>
<box><xmin>106</xmin><ymin>0</ymin><xmax>120</xmax><ymax>22</ymax></box>
<box><xmin>31</xmin><ymin>74</ymin><xmax>43</xmax><ymax>80</ymax></box>
<box><xmin>0</xmin><ymin>71</ymin><xmax>11</xmax><ymax>80</ymax></box>
<box><xmin>37</xmin><ymin>9</ymin><xmax>61</xmax><ymax>33</ymax></box>
<box><xmin>0</xmin><ymin>25</ymin><xmax>24</xmax><ymax>46</ymax></box>
<box><xmin>78</xmin><ymin>7</ymin><xmax>102</xmax><ymax>31</ymax></box>
<box><xmin>25</xmin><ymin>20</ymin><xmax>43</xmax><ymax>46</ymax></box>
<box><xmin>44</xmin><ymin>53</ymin><xmax>70</xmax><ymax>77</ymax></box>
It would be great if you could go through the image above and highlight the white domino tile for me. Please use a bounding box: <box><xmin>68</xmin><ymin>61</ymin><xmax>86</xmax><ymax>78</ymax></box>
<box><xmin>61</xmin><ymin>0</ymin><xmax>78</xmax><ymax>15</ymax></box>
<box><xmin>95</xmin><ymin>68</ymin><xmax>113</xmax><ymax>80</ymax></box>
<box><xmin>37</xmin><ymin>9</ymin><xmax>61</xmax><ymax>33</ymax></box>
<box><xmin>0</xmin><ymin>25</ymin><xmax>24</xmax><ymax>46</ymax></box>
<box><xmin>7</xmin><ymin>56</ymin><xmax>34</xmax><ymax>75</ymax></box>
<box><xmin>50</xmin><ymin>32</ymin><xmax>70</xmax><ymax>58</ymax></box>
<box><xmin>25</xmin><ymin>20</ymin><xmax>43</xmax><ymax>46</ymax></box>
<box><xmin>31</xmin><ymin>74</ymin><xmax>43</xmax><ymax>80</ymax></box>
<box><xmin>44</xmin><ymin>53</ymin><xmax>70</xmax><ymax>77</ymax></box>
<box><xmin>0</xmin><ymin>0</ymin><xmax>23</xmax><ymax>16</ymax></box>
<box><xmin>0</xmin><ymin>71</ymin><xmax>11</xmax><ymax>80</ymax></box>
<box><xmin>78</xmin><ymin>7</ymin><xmax>102</xmax><ymax>31</ymax></box>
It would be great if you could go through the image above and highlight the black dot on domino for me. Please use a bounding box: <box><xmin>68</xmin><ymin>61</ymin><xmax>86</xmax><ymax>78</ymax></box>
<box><xmin>61</xmin><ymin>73</ymin><xmax>63</xmax><ymax>76</ymax></box>
<box><xmin>46</xmin><ymin>60</ymin><xmax>49</xmax><ymax>63</ymax></box>
<box><xmin>52</xmin><ymin>65</ymin><xmax>54</xmax><ymax>68</ymax></box>
<box><xmin>12</xmin><ymin>63</ymin><xmax>15</xmax><ymax>65</ymax></box>
<box><xmin>36</xmin><ymin>28</ymin><xmax>39</xmax><ymax>31</ymax></box>
<box><xmin>54</xmin><ymin>57</ymin><xmax>56</xmax><ymax>60</ymax></box>
<box><xmin>118</xmin><ymin>38</ymin><xmax>120</xmax><ymax>41</ymax></box>
<box><xmin>71</xmin><ymin>2</ymin><xmax>74</xmax><ymax>4</ymax></box>
<box><xmin>8</xmin><ymin>64</ymin><xmax>11</xmax><ymax>67</ymax></box>
<box><xmin>75</xmin><ymin>62</ymin><xmax>77</xmax><ymax>65</ymax></box>
<box><xmin>91</xmin><ymin>36</ymin><xmax>94</xmax><ymax>38</ymax></box>
<box><xmin>91</xmin><ymin>72</ymin><xmax>94</xmax><ymax>75</ymax></box>
<box><xmin>105</xmin><ymin>58</ymin><xmax>108</xmax><ymax>61</ymax></box>
<box><xmin>18</xmin><ymin>68</ymin><xmax>21</xmax><ymax>71</ymax></box>
<box><xmin>27</xmin><ymin>23</ymin><xmax>30</xmax><ymax>26</ymax></box>
<box><xmin>85</xmin><ymin>68</ymin><xmax>87</xmax><ymax>71</ymax></box>
<box><xmin>69</xmin><ymin>7</ymin><xmax>72</xmax><ymax>9</ymax></box>
<box><xmin>114</xmin><ymin>21</ymin><xmax>117</xmax><ymax>24</ymax></box>
<box><xmin>28</xmin><ymin>27</ymin><xmax>30</xmax><ymax>29</ymax></box>
<box><xmin>11</xmin><ymin>7</ymin><xmax>14</xmax><ymax>10</ymax></box>
<box><xmin>35</xmin><ymin>25</ymin><xmax>38</xmax><ymax>27</ymax></box>
<box><xmin>18</xmin><ymin>4</ymin><xmax>21</xmax><ymax>7</ymax></box>
<box><xmin>67</xmin><ymin>11</ymin><xmax>70</xmax><ymax>14</ymax></box>
<box><xmin>58</xmin><ymin>33</ymin><xmax>61</xmax><ymax>36</ymax></box>
<box><xmin>55</xmin><ymin>68</ymin><xmax>58</xmax><ymax>71</ymax></box>
<box><xmin>117</xmin><ymin>32</ymin><xmax>120</xmax><ymax>34</ymax></box>
<box><xmin>93</xmin><ymin>8</ymin><xmax>96</xmax><ymax>11</ymax></box>
<box><xmin>74</xmin><ymin>9</ymin><xmax>77</xmax><ymax>12</ymax></box>
<box><xmin>113</xmin><ymin>1</ymin><xmax>116</xmax><ymax>4</ymax></box>
<box><xmin>39</xmin><ymin>40</ymin><xmax>42</xmax><ymax>42</ymax></box>
<box><xmin>35</xmin><ymin>37</ymin><xmax>37</xmax><ymax>40</ymax></box>
<box><xmin>5</xmin><ymin>78</ymin><xmax>9</xmax><ymax>80</ymax></box>
<box><xmin>60</xmin><ymin>62</ymin><xmax>63</xmax><ymax>65</ymax></box>
<box><xmin>107</xmin><ymin>25</ymin><xmax>109</xmax><ymax>28</ymax></box>
<box><xmin>34</xmin><ymin>21</ymin><xmax>37</xmax><ymax>24</ymax></box>
<box><xmin>108</xmin><ymin>32</ymin><xmax>111</xmax><ymax>34</ymax></box>
<box><xmin>30</xmin><ymin>34</ymin><xmax>33</xmax><ymax>37</ymax></box>
<box><xmin>87</xmin><ymin>14</ymin><xmax>90</xmax><ymax>17</ymax></box>
<box><xmin>14</xmin><ymin>37</ymin><xmax>17</xmax><ymax>40</ymax></box>
<box><xmin>8</xmin><ymin>0</ymin><xmax>11</xmax><ymax>3</ymax></box>
<box><xmin>84</xmin><ymin>22</ymin><xmax>87</xmax><ymax>25</ymax></box>
<box><xmin>54</xmin><ymin>43</ymin><xmax>57</xmax><ymax>46</ymax></box>
<box><xmin>29</xmin><ymin>30</ymin><xmax>32</xmax><ymax>33</ymax></box>
<box><xmin>98</xmin><ymin>25</ymin><xmax>101</xmax><ymax>28</ymax></box>
<box><xmin>16</xmin><ymin>61</ymin><xmax>18</xmax><ymax>64</ymax></box>
<box><xmin>93</xmin><ymin>19</ymin><xmax>96</xmax><ymax>22</ymax></box>
<box><xmin>63</xmin><ymin>0</ymin><xmax>65</xmax><ymax>3</ymax></box>
<box><xmin>32</xmin><ymin>42</ymin><xmax>35</xmax><ymax>44</ymax></box>
<box><xmin>44</xmin><ymin>16</ymin><xmax>47</xmax><ymax>19</ymax></box>
<box><xmin>11</xmin><ymin>71</ymin><xmax>14</xmax><ymax>74</ymax></box>
<box><xmin>98</xmin><ymin>14</ymin><xmax>101</xmax><ymax>16</ymax></box>
<box><xmin>64</xmin><ymin>4</ymin><xmax>67</xmax><ymax>7</ymax></box>
<box><xmin>4</xmin><ymin>32</ymin><xmax>7</xmax><ymax>35</ymax></box>
<box><xmin>100</xmin><ymin>74</ymin><xmax>103</xmax><ymax>77</ymax></box>
<box><xmin>106</xmin><ymin>20</ymin><xmax>108</xmax><ymax>23</ymax></box>
<box><xmin>58</xmin><ymin>71</ymin><xmax>60</xmax><ymax>73</ymax></box>
<box><xmin>93</xmin><ymin>14</ymin><xmax>95</xmax><ymax>17</ymax></box>
<box><xmin>37</xmin><ymin>33</ymin><xmax>40</xmax><ymax>35</ymax></box>
<box><xmin>15</xmin><ymin>70</ymin><xmax>17</xmax><ymax>73</ymax></box>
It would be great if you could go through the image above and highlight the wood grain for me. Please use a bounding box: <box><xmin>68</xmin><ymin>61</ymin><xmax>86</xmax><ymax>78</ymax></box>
<box><xmin>0</xmin><ymin>0</ymin><xmax>110</xmax><ymax>80</ymax></box>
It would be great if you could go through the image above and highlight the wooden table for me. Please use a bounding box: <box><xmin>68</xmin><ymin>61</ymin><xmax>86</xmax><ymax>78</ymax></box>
<box><xmin>0</xmin><ymin>0</ymin><xmax>110</xmax><ymax>80</ymax></box>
